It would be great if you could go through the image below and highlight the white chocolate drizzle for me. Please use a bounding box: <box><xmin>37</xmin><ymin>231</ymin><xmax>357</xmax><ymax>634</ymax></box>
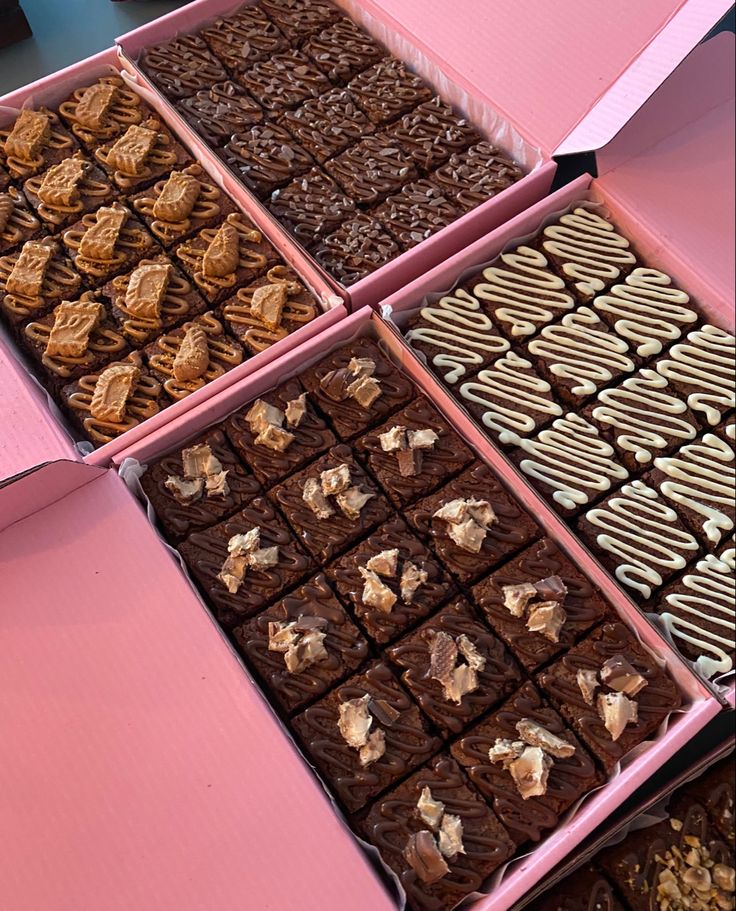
<box><xmin>469</xmin><ymin>245</ymin><xmax>575</xmax><ymax>337</ymax></box>
<box><xmin>541</xmin><ymin>207</ymin><xmax>636</xmax><ymax>300</ymax></box>
<box><xmin>653</xmin><ymin>433</ymin><xmax>735</xmax><ymax>546</ymax></box>
<box><xmin>505</xmin><ymin>413</ymin><xmax>629</xmax><ymax>511</ymax></box>
<box><xmin>591</xmin><ymin>369</ymin><xmax>698</xmax><ymax>466</ymax></box>
<box><xmin>592</xmin><ymin>267</ymin><xmax>696</xmax><ymax>357</ymax></box>
<box><xmin>458</xmin><ymin>352</ymin><xmax>562</xmax><ymax>444</ymax></box>
<box><xmin>657</xmin><ymin>553</ymin><xmax>735</xmax><ymax>679</ymax></box>
<box><xmin>583</xmin><ymin>479</ymin><xmax>699</xmax><ymax>599</ymax></box>
<box><xmin>405</xmin><ymin>289</ymin><xmax>509</xmax><ymax>384</ymax></box>
<box><xmin>655</xmin><ymin>324</ymin><xmax>736</xmax><ymax>426</ymax></box>
<box><xmin>528</xmin><ymin>306</ymin><xmax>635</xmax><ymax>397</ymax></box>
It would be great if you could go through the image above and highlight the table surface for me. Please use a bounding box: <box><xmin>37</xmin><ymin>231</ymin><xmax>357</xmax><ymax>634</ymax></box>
<box><xmin>0</xmin><ymin>0</ymin><xmax>188</xmax><ymax>95</ymax></box>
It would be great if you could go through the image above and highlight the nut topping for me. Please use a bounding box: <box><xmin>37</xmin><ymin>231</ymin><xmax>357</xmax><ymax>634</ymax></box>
<box><xmin>576</xmin><ymin>668</ymin><xmax>599</xmax><ymax>705</ymax></box>
<box><xmin>427</xmin><ymin>630</ymin><xmax>486</xmax><ymax>704</ymax></box>
<box><xmin>250</xmin><ymin>282</ymin><xmax>286</xmax><ymax>331</ymax></box>
<box><xmin>359</xmin><ymin>567</ymin><xmax>397</xmax><ymax>614</ymax></box>
<box><xmin>433</xmin><ymin>497</ymin><xmax>496</xmax><ymax>553</ymax></box>
<box><xmin>366</xmin><ymin>548</ymin><xmax>399</xmax><ymax>577</ymax></box>
<box><xmin>400</xmin><ymin>561</ymin><xmax>428</xmax><ymax>604</ymax></box>
<box><xmin>515</xmin><ymin>720</ymin><xmax>575</xmax><ymax>759</ymax></box>
<box><xmin>74</xmin><ymin>82</ymin><xmax>117</xmax><ymax>130</ymax></box>
<box><xmin>655</xmin><ymin>831</ymin><xmax>735</xmax><ymax>908</ymax></box>
<box><xmin>173</xmin><ymin>324</ymin><xmax>210</xmax><ymax>382</ymax></box>
<box><xmin>202</xmin><ymin>220</ymin><xmax>240</xmax><ymax>278</ymax></box>
<box><xmin>45</xmin><ymin>298</ymin><xmax>104</xmax><ymax>357</ymax></box>
<box><xmin>597</xmin><ymin>692</ymin><xmax>638</xmax><ymax>741</ymax></box>
<box><xmin>152</xmin><ymin>170</ymin><xmax>201</xmax><ymax>222</ymax></box>
<box><xmin>302</xmin><ymin>476</ymin><xmax>334</xmax><ymax>519</ymax></box>
<box><xmin>268</xmin><ymin>615</ymin><xmax>329</xmax><ymax>675</ymax></box>
<box><xmin>78</xmin><ymin>204</ymin><xmax>128</xmax><ymax>261</ymax></box>
<box><xmin>404</xmin><ymin>831</ymin><xmax>450</xmax><ymax>885</ymax></box>
<box><xmin>285</xmin><ymin>393</ymin><xmax>307</xmax><ymax>428</ymax></box>
<box><xmin>105</xmin><ymin>121</ymin><xmax>158</xmax><ymax>176</ymax></box>
<box><xmin>509</xmin><ymin>746</ymin><xmax>553</xmax><ymax>800</ymax></box>
<box><xmin>417</xmin><ymin>787</ymin><xmax>445</xmax><ymax>830</ymax></box>
<box><xmin>124</xmin><ymin>261</ymin><xmax>172</xmax><ymax>322</ymax></box>
<box><xmin>600</xmin><ymin>654</ymin><xmax>648</xmax><ymax>696</ymax></box>
<box><xmin>5</xmin><ymin>110</ymin><xmax>51</xmax><ymax>162</ymax></box>
<box><xmin>89</xmin><ymin>362</ymin><xmax>140</xmax><ymax>423</ymax></box>
<box><xmin>6</xmin><ymin>239</ymin><xmax>55</xmax><ymax>298</ymax></box>
<box><xmin>37</xmin><ymin>157</ymin><xmax>88</xmax><ymax>207</ymax></box>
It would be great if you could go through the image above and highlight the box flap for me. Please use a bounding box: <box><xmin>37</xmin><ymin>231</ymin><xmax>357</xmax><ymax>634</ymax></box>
<box><xmin>0</xmin><ymin>466</ymin><xmax>394</xmax><ymax>911</ymax></box>
<box><xmin>360</xmin><ymin>0</ymin><xmax>728</xmax><ymax>155</ymax></box>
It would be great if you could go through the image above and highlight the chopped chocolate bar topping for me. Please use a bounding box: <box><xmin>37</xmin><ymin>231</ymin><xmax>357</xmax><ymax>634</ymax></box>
<box><xmin>404</xmin><ymin>830</ymin><xmax>450</xmax><ymax>885</ymax></box>
<box><xmin>164</xmin><ymin>442</ymin><xmax>230</xmax><ymax>505</ymax></box>
<box><xmin>337</xmin><ymin>693</ymin><xmax>387</xmax><ymax>768</ymax></box>
<box><xmin>268</xmin><ymin>615</ymin><xmax>330</xmax><ymax>675</ymax></box>
<box><xmin>433</xmin><ymin>497</ymin><xmax>496</xmax><ymax>553</ymax></box>
<box><xmin>576</xmin><ymin>668</ymin><xmax>599</xmax><ymax>705</ymax></box>
<box><xmin>488</xmin><ymin>717</ymin><xmax>576</xmax><ymax>799</ymax></box>
<box><xmin>427</xmin><ymin>629</ymin><xmax>487</xmax><ymax>703</ymax></box>
<box><xmin>600</xmin><ymin>654</ymin><xmax>649</xmax><ymax>696</ymax></box>
<box><xmin>319</xmin><ymin>356</ymin><xmax>383</xmax><ymax>409</ymax></box>
<box><xmin>501</xmin><ymin>574</ymin><xmax>569</xmax><ymax>642</ymax></box>
<box><xmin>246</xmin><ymin>397</ymin><xmax>297</xmax><ymax>452</ymax></box>
<box><xmin>302</xmin><ymin>462</ymin><xmax>375</xmax><ymax>521</ymax></box>
<box><xmin>404</xmin><ymin>787</ymin><xmax>466</xmax><ymax>882</ymax></box>
<box><xmin>596</xmin><ymin>691</ymin><xmax>639</xmax><ymax>741</ymax></box>
<box><xmin>217</xmin><ymin>526</ymin><xmax>279</xmax><ymax>594</ymax></box>
<box><xmin>417</xmin><ymin>787</ymin><xmax>445</xmax><ymax>830</ymax></box>
<box><xmin>378</xmin><ymin>423</ymin><xmax>439</xmax><ymax>477</ymax></box>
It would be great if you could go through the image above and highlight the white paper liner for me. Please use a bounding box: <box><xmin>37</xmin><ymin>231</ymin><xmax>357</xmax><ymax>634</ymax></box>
<box><xmin>116</xmin><ymin>316</ymin><xmax>698</xmax><ymax>911</ymax></box>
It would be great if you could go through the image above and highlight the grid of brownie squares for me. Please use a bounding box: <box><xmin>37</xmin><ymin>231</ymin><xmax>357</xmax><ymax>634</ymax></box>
<box><xmin>136</xmin><ymin>336</ymin><xmax>685</xmax><ymax>911</ymax></box>
<box><xmin>0</xmin><ymin>79</ymin><xmax>322</xmax><ymax>450</ymax></box>
<box><xmin>137</xmin><ymin>0</ymin><xmax>525</xmax><ymax>287</ymax></box>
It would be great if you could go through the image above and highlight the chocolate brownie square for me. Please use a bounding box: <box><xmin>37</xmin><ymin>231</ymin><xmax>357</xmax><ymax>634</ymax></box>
<box><xmin>372</xmin><ymin>179</ymin><xmax>461</xmax><ymax>249</ymax></box>
<box><xmin>386</xmin><ymin>598</ymin><xmax>522</xmax><ymax>737</ymax></box>
<box><xmin>303</xmin><ymin>17</ymin><xmax>386</xmax><ymax>84</ymax></box>
<box><xmin>405</xmin><ymin>462</ymin><xmax>540</xmax><ymax>584</ymax></box>
<box><xmin>177</xmin><ymin>82</ymin><xmax>264</xmax><ymax>147</ymax></box>
<box><xmin>451</xmin><ymin>682</ymin><xmax>600</xmax><ymax>846</ymax></box>
<box><xmin>57</xmin><ymin>74</ymin><xmax>151</xmax><ymax>150</ymax></box>
<box><xmin>384</xmin><ymin>97</ymin><xmax>481</xmax><ymax>173</ymax></box>
<box><xmin>432</xmin><ymin>142</ymin><xmax>524</xmax><ymax>213</ymax></box>
<box><xmin>278</xmin><ymin>88</ymin><xmax>374</xmax><ymax>164</ymax></box>
<box><xmin>312</xmin><ymin>214</ymin><xmax>400</xmax><ymax>287</ymax></box>
<box><xmin>472</xmin><ymin>537</ymin><xmax>609</xmax><ymax>673</ymax></box>
<box><xmin>94</xmin><ymin>118</ymin><xmax>191</xmax><ymax>194</ymax></box>
<box><xmin>292</xmin><ymin>661</ymin><xmax>440</xmax><ymax>812</ymax></box>
<box><xmin>178</xmin><ymin>497</ymin><xmax>314</xmax><ymax>630</ymax></box>
<box><xmin>138</xmin><ymin>35</ymin><xmax>228</xmax><ymax>102</ymax></box>
<box><xmin>325</xmin><ymin>134</ymin><xmax>417</xmax><ymax>207</ymax></box>
<box><xmin>224</xmin><ymin>377</ymin><xmax>336</xmax><ymax>486</ymax></box>
<box><xmin>0</xmin><ymin>186</ymin><xmax>43</xmax><ymax>255</ymax></box>
<box><xmin>299</xmin><ymin>338</ymin><xmax>415</xmax><ymax>440</ymax></box>
<box><xmin>354</xmin><ymin>395</ymin><xmax>473</xmax><ymax>507</ymax></box>
<box><xmin>233</xmin><ymin>573</ymin><xmax>368</xmax><ymax>714</ymax></box>
<box><xmin>22</xmin><ymin>153</ymin><xmax>116</xmax><ymax>233</ymax></box>
<box><xmin>258</xmin><ymin>0</ymin><xmax>342</xmax><ymax>44</ymax></box>
<box><xmin>237</xmin><ymin>51</ymin><xmax>332</xmax><ymax>114</ymax></box>
<box><xmin>221</xmin><ymin>122</ymin><xmax>315</xmax><ymax>200</ymax></box>
<box><xmin>269</xmin><ymin>444</ymin><xmax>392</xmax><ymax>563</ymax></box>
<box><xmin>325</xmin><ymin>516</ymin><xmax>456</xmax><ymax>645</ymax></box>
<box><xmin>525</xmin><ymin>866</ymin><xmax>625</xmax><ymax>911</ymax></box>
<box><xmin>347</xmin><ymin>58</ymin><xmax>433</xmax><ymax>126</ymax></box>
<box><xmin>0</xmin><ymin>107</ymin><xmax>77</xmax><ymax>181</ymax></box>
<box><xmin>199</xmin><ymin>7</ymin><xmax>288</xmax><ymax>72</ymax></box>
<box><xmin>269</xmin><ymin>167</ymin><xmax>356</xmax><ymax>250</ymax></box>
<box><xmin>537</xmin><ymin>621</ymin><xmax>683</xmax><ymax>773</ymax></box>
<box><xmin>140</xmin><ymin>428</ymin><xmax>262</xmax><ymax>543</ymax></box>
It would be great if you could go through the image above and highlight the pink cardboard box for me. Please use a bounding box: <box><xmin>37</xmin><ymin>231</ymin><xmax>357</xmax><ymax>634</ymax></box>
<box><xmin>0</xmin><ymin>47</ymin><xmax>346</xmax><ymax>484</ymax></box>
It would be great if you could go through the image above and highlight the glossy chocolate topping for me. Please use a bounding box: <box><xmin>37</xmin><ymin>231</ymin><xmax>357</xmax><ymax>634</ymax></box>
<box><xmin>258</xmin><ymin>0</ymin><xmax>342</xmax><ymax>43</ymax></box>
<box><xmin>374</xmin><ymin>179</ymin><xmax>461</xmax><ymax>249</ymax></box>
<box><xmin>237</xmin><ymin>50</ymin><xmax>332</xmax><ymax>113</ymax></box>
<box><xmin>222</xmin><ymin>122</ymin><xmax>315</xmax><ymax>198</ymax></box>
<box><xmin>303</xmin><ymin>17</ymin><xmax>386</xmax><ymax>83</ymax></box>
<box><xmin>278</xmin><ymin>88</ymin><xmax>374</xmax><ymax>164</ymax></box>
<box><xmin>269</xmin><ymin>167</ymin><xmax>356</xmax><ymax>248</ymax></box>
<box><xmin>385</xmin><ymin>97</ymin><xmax>481</xmax><ymax>172</ymax></box>
<box><xmin>177</xmin><ymin>81</ymin><xmax>263</xmax><ymax>146</ymax></box>
<box><xmin>313</xmin><ymin>214</ymin><xmax>400</xmax><ymax>286</ymax></box>
<box><xmin>200</xmin><ymin>7</ymin><xmax>288</xmax><ymax>71</ymax></box>
<box><xmin>433</xmin><ymin>143</ymin><xmax>524</xmax><ymax>212</ymax></box>
<box><xmin>325</xmin><ymin>135</ymin><xmax>417</xmax><ymax>207</ymax></box>
<box><xmin>139</xmin><ymin>35</ymin><xmax>228</xmax><ymax>100</ymax></box>
<box><xmin>347</xmin><ymin>58</ymin><xmax>433</xmax><ymax>125</ymax></box>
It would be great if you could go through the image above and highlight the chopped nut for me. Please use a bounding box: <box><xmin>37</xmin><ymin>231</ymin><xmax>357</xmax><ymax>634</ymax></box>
<box><xmin>488</xmin><ymin>738</ymin><xmax>526</xmax><ymax>766</ymax></box>
<box><xmin>366</xmin><ymin>548</ymin><xmax>399</xmax><ymax>577</ymax></box>
<box><xmin>359</xmin><ymin>728</ymin><xmax>386</xmax><ymax>767</ymax></box>
<box><xmin>359</xmin><ymin>567</ymin><xmax>397</xmax><ymax>614</ymax></box>
<box><xmin>338</xmin><ymin>694</ymin><xmax>373</xmax><ymax>750</ymax></box>
<box><xmin>438</xmin><ymin>814</ymin><xmax>465</xmax><ymax>860</ymax></box>
<box><xmin>577</xmin><ymin>668</ymin><xmax>599</xmax><ymax>705</ymax></box>
<box><xmin>403</xmin><ymin>831</ymin><xmax>450</xmax><ymax>885</ymax></box>
<box><xmin>533</xmin><ymin>575</ymin><xmax>568</xmax><ymax>602</ymax></box>
<box><xmin>368</xmin><ymin>698</ymin><xmax>401</xmax><ymax>727</ymax></box>
<box><xmin>408</xmin><ymin>428</ymin><xmax>439</xmax><ymax>450</ymax></box>
<box><xmin>600</xmin><ymin>655</ymin><xmax>649</xmax><ymax>697</ymax></box>
<box><xmin>378</xmin><ymin>425</ymin><xmax>407</xmax><ymax>452</ymax></box>
<box><xmin>417</xmin><ymin>787</ymin><xmax>445</xmax><ymax>830</ymax></box>
<box><xmin>456</xmin><ymin>635</ymin><xmax>486</xmax><ymax>672</ymax></box>
<box><xmin>246</xmin><ymin>399</ymin><xmax>286</xmax><ymax>434</ymax></box>
<box><xmin>336</xmin><ymin>486</ymin><xmax>374</xmax><ymax>520</ymax></box>
<box><xmin>526</xmin><ymin>600</ymin><xmax>567</xmax><ymax>642</ymax></box>
<box><xmin>713</xmin><ymin>864</ymin><xmax>735</xmax><ymax>891</ymax></box>
<box><xmin>682</xmin><ymin>865</ymin><xmax>711</xmax><ymax>891</ymax></box>
<box><xmin>302</xmin><ymin>476</ymin><xmax>334</xmax><ymax>519</ymax></box>
<box><xmin>400</xmin><ymin>561</ymin><xmax>428</xmax><ymax>604</ymax></box>
<box><xmin>320</xmin><ymin>463</ymin><xmax>351</xmax><ymax>496</ymax></box>
<box><xmin>509</xmin><ymin>746</ymin><xmax>553</xmax><ymax>799</ymax></box>
<box><xmin>501</xmin><ymin>582</ymin><xmax>537</xmax><ymax>618</ymax></box>
<box><xmin>516</xmin><ymin>719</ymin><xmax>576</xmax><ymax>759</ymax></box>
<box><xmin>255</xmin><ymin>423</ymin><xmax>295</xmax><ymax>452</ymax></box>
<box><xmin>164</xmin><ymin>475</ymin><xmax>203</xmax><ymax>504</ymax></box>
<box><xmin>285</xmin><ymin>393</ymin><xmax>307</xmax><ymax>428</ymax></box>
<box><xmin>597</xmin><ymin>692</ymin><xmax>639</xmax><ymax>741</ymax></box>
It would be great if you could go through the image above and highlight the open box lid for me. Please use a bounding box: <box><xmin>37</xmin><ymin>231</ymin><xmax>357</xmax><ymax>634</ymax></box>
<box><xmin>365</xmin><ymin>0</ymin><xmax>732</xmax><ymax>156</ymax></box>
<box><xmin>0</xmin><ymin>461</ymin><xmax>395</xmax><ymax>911</ymax></box>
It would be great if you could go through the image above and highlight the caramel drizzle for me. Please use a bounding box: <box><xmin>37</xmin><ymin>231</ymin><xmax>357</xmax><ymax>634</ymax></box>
<box><xmin>0</xmin><ymin>187</ymin><xmax>41</xmax><ymax>245</ymax></box>
<box><xmin>112</xmin><ymin>266</ymin><xmax>194</xmax><ymax>344</ymax></box>
<box><xmin>64</xmin><ymin>206</ymin><xmax>149</xmax><ymax>278</ymax></box>
<box><xmin>25</xmin><ymin>158</ymin><xmax>111</xmax><ymax>225</ymax></box>
<box><xmin>134</xmin><ymin>166</ymin><xmax>222</xmax><ymax>244</ymax></box>
<box><xmin>0</xmin><ymin>109</ymin><xmax>74</xmax><ymax>178</ymax></box>
<box><xmin>68</xmin><ymin>369</ymin><xmax>162</xmax><ymax>444</ymax></box>
<box><xmin>58</xmin><ymin>76</ymin><xmax>144</xmax><ymax>144</ymax></box>
<box><xmin>95</xmin><ymin>119</ymin><xmax>177</xmax><ymax>188</ymax></box>
<box><xmin>177</xmin><ymin>214</ymin><xmax>267</xmax><ymax>296</ymax></box>
<box><xmin>0</xmin><ymin>240</ymin><xmax>79</xmax><ymax>320</ymax></box>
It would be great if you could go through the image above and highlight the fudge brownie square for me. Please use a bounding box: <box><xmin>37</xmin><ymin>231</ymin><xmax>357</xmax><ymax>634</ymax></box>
<box><xmin>0</xmin><ymin>186</ymin><xmax>43</xmax><ymax>255</ymax></box>
<box><xmin>303</xmin><ymin>17</ymin><xmax>386</xmax><ymax>84</ymax></box>
<box><xmin>653</xmin><ymin>324</ymin><xmax>736</xmax><ymax>427</ymax></box>
<box><xmin>269</xmin><ymin>167</ymin><xmax>356</xmax><ymax>250</ymax></box>
<box><xmin>233</xmin><ymin>573</ymin><xmax>368</xmax><ymax>715</ymax></box>
<box><xmin>278</xmin><ymin>88</ymin><xmax>375</xmax><ymax>165</ymax></box>
<box><xmin>131</xmin><ymin>164</ymin><xmax>236</xmax><ymax>250</ymax></box>
<box><xmin>292</xmin><ymin>661</ymin><xmax>440</xmax><ymax>812</ymax></box>
<box><xmin>138</xmin><ymin>35</ymin><xmax>228</xmax><ymax>102</ymax></box>
<box><xmin>472</xmin><ymin>537</ymin><xmax>609</xmax><ymax>673</ymax></box>
<box><xmin>682</xmin><ymin>756</ymin><xmax>735</xmax><ymax>843</ymax></box>
<box><xmin>299</xmin><ymin>337</ymin><xmax>415</xmax><ymax>440</ymax></box>
<box><xmin>405</xmin><ymin>462</ymin><xmax>540</xmax><ymax>585</ymax></box>
<box><xmin>384</xmin><ymin>97</ymin><xmax>481</xmax><ymax>173</ymax></box>
<box><xmin>583</xmin><ymin>367</ymin><xmax>700</xmax><ymax>474</ymax></box>
<box><xmin>372</xmin><ymin>179</ymin><xmax>462</xmax><ymax>249</ymax></box>
<box><xmin>144</xmin><ymin>311</ymin><xmax>244</xmax><ymax>402</ymax></box>
<box><xmin>450</xmin><ymin>682</ymin><xmax>600</xmax><ymax>847</ymax></box>
<box><xmin>224</xmin><ymin>376</ymin><xmax>337</xmax><ymax>486</ymax></box>
<box><xmin>354</xmin><ymin>395</ymin><xmax>473</xmax><ymax>507</ymax></box>
<box><xmin>538</xmin><ymin>206</ymin><xmax>638</xmax><ymax>303</ymax></box>
<box><xmin>525</xmin><ymin>866</ymin><xmax>625</xmax><ymax>911</ymax></box>
<box><xmin>526</xmin><ymin>306</ymin><xmax>637</xmax><ymax>408</ymax></box>
<box><xmin>22</xmin><ymin>292</ymin><xmax>129</xmax><ymax>391</ymax></box>
<box><xmin>269</xmin><ymin>444</ymin><xmax>392</xmax><ymax>563</ymax></box>
<box><xmin>220</xmin><ymin>123</ymin><xmax>315</xmax><ymax>200</ymax></box>
<box><xmin>507</xmin><ymin>413</ymin><xmax>630</xmax><ymax>519</ymax></box>
<box><xmin>62</xmin><ymin>201</ymin><xmax>158</xmax><ymax>287</ymax></box>
<box><xmin>0</xmin><ymin>108</ymin><xmax>77</xmax><ymax>181</ymax></box>
<box><xmin>176</xmin><ymin>82</ymin><xmax>264</xmax><ymax>147</ymax></box>
<box><xmin>312</xmin><ymin>214</ymin><xmax>400</xmax><ymax>287</ymax></box>
<box><xmin>462</xmin><ymin>245</ymin><xmax>576</xmax><ymax>341</ymax></box>
<box><xmin>178</xmin><ymin>497</ymin><xmax>314</xmax><ymax>630</ymax></box>
<box><xmin>103</xmin><ymin>255</ymin><xmax>206</xmax><ymax>348</ymax></box>
<box><xmin>455</xmin><ymin>352</ymin><xmax>563</xmax><ymax>449</ymax></box>
<box><xmin>57</xmin><ymin>74</ymin><xmax>150</xmax><ymax>150</ymax></box>
<box><xmin>403</xmin><ymin>289</ymin><xmax>510</xmax><ymax>387</ymax></box>
<box><xmin>237</xmin><ymin>51</ymin><xmax>332</xmax><ymax>114</ymax></box>
<box><xmin>325</xmin><ymin>135</ymin><xmax>418</xmax><ymax>208</ymax></box>
<box><xmin>591</xmin><ymin>266</ymin><xmax>700</xmax><ymax>359</ymax></box>
<box><xmin>199</xmin><ymin>7</ymin><xmax>288</xmax><ymax>72</ymax></box>
<box><xmin>347</xmin><ymin>58</ymin><xmax>433</xmax><ymax>127</ymax></box>
<box><xmin>219</xmin><ymin>265</ymin><xmax>319</xmax><ymax>354</ymax></box>
<box><xmin>94</xmin><ymin>117</ymin><xmax>191</xmax><ymax>194</ymax></box>
<box><xmin>650</xmin><ymin>552</ymin><xmax>735</xmax><ymax>679</ymax></box>
<box><xmin>537</xmin><ymin>621</ymin><xmax>683</xmax><ymax>773</ymax></box>
<box><xmin>0</xmin><ymin>237</ymin><xmax>82</xmax><ymax>331</ymax></box>
<box><xmin>174</xmin><ymin>212</ymin><xmax>279</xmax><ymax>306</ymax></box>
<box><xmin>257</xmin><ymin>0</ymin><xmax>342</xmax><ymax>44</ymax></box>
<box><xmin>140</xmin><ymin>428</ymin><xmax>262</xmax><ymax>543</ymax></box>
<box><xmin>649</xmin><ymin>430</ymin><xmax>735</xmax><ymax>549</ymax></box>
<box><xmin>432</xmin><ymin>142</ymin><xmax>524</xmax><ymax>213</ymax></box>
<box><xmin>362</xmin><ymin>755</ymin><xmax>515</xmax><ymax>911</ymax></box>
<box><xmin>60</xmin><ymin>352</ymin><xmax>167</xmax><ymax>448</ymax></box>
<box><xmin>22</xmin><ymin>152</ymin><xmax>115</xmax><ymax>233</ymax></box>
<box><xmin>386</xmin><ymin>598</ymin><xmax>522</xmax><ymax>737</ymax></box>
<box><xmin>325</xmin><ymin>516</ymin><xmax>456</xmax><ymax>645</ymax></box>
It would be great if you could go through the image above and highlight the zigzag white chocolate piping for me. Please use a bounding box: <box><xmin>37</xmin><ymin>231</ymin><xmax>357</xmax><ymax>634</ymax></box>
<box><xmin>591</xmin><ymin>369</ymin><xmax>698</xmax><ymax>465</ymax></box>
<box><xmin>541</xmin><ymin>207</ymin><xmax>636</xmax><ymax>300</ymax></box>
<box><xmin>584</xmin><ymin>479</ymin><xmax>699</xmax><ymax>599</ymax></box>
<box><xmin>592</xmin><ymin>267</ymin><xmax>696</xmax><ymax>357</ymax></box>
<box><xmin>469</xmin><ymin>245</ymin><xmax>575</xmax><ymax>337</ymax></box>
